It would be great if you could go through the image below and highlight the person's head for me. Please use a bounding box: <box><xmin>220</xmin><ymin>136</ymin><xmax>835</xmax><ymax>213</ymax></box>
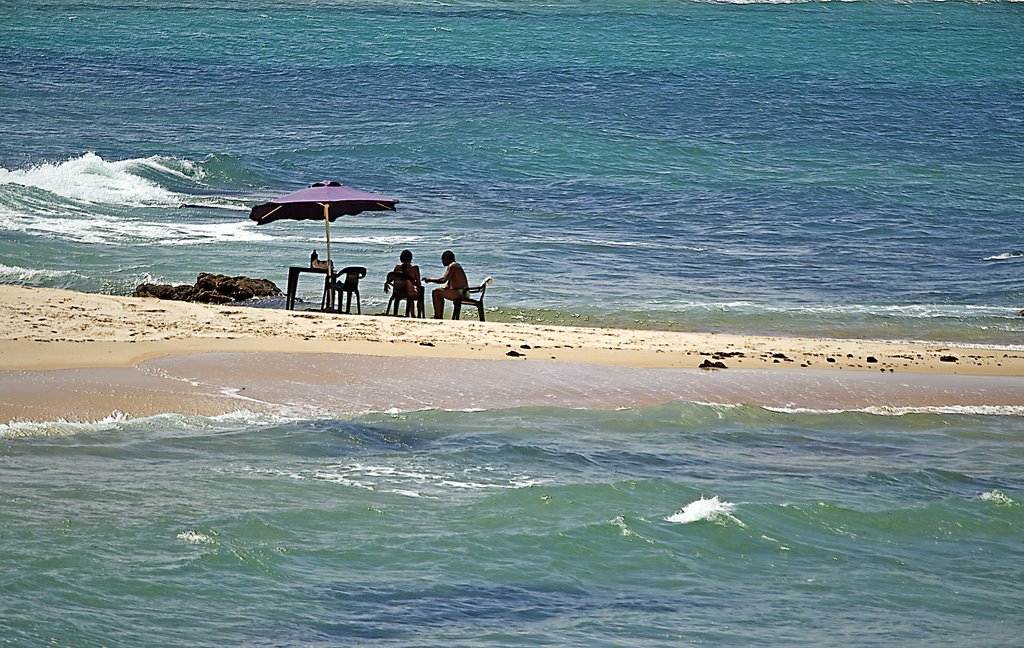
<box><xmin>441</xmin><ymin>250</ymin><xmax>456</xmax><ymax>266</ymax></box>
<box><xmin>400</xmin><ymin>249</ymin><xmax>413</xmax><ymax>264</ymax></box>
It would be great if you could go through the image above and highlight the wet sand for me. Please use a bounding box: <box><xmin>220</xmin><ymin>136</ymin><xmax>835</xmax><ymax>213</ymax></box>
<box><xmin>3</xmin><ymin>353</ymin><xmax>1023</xmax><ymax>423</ymax></box>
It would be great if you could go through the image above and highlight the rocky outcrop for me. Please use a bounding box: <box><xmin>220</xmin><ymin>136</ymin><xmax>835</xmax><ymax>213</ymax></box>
<box><xmin>134</xmin><ymin>273</ymin><xmax>281</xmax><ymax>304</ymax></box>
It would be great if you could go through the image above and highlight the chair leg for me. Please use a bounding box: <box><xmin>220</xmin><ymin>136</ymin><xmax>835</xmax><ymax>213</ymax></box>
<box><xmin>477</xmin><ymin>303</ymin><xmax>485</xmax><ymax>322</ymax></box>
<box><xmin>354</xmin><ymin>291</ymin><xmax>360</xmax><ymax>315</ymax></box>
<box><xmin>452</xmin><ymin>301</ymin><xmax>461</xmax><ymax>320</ymax></box>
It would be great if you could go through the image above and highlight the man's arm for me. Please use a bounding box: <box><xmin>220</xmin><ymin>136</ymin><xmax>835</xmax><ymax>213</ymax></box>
<box><xmin>426</xmin><ymin>264</ymin><xmax>452</xmax><ymax>285</ymax></box>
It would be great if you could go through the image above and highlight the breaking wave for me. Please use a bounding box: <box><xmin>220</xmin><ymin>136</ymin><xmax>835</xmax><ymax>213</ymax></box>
<box><xmin>665</xmin><ymin>496</ymin><xmax>745</xmax><ymax>526</ymax></box>
<box><xmin>0</xmin><ymin>152</ymin><xmax>252</xmax><ymax>209</ymax></box>
<box><xmin>984</xmin><ymin>251</ymin><xmax>1023</xmax><ymax>261</ymax></box>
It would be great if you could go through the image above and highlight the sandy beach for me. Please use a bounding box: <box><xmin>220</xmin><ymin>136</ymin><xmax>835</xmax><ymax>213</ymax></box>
<box><xmin>1</xmin><ymin>284</ymin><xmax>1022</xmax><ymax>423</ymax></box>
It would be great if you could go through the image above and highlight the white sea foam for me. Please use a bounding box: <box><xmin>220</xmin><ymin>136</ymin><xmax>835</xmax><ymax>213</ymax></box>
<box><xmin>250</xmin><ymin>461</ymin><xmax>546</xmax><ymax>497</ymax></box>
<box><xmin>0</xmin><ymin>263</ymin><xmax>84</xmax><ymax>282</ymax></box>
<box><xmin>2</xmin><ymin>206</ymin><xmax>273</xmax><ymax>246</ymax></box>
<box><xmin>648</xmin><ymin>300</ymin><xmax>1023</xmax><ymax>322</ymax></box>
<box><xmin>983</xmin><ymin>251</ymin><xmax>1023</xmax><ymax>261</ymax></box>
<box><xmin>980</xmin><ymin>490</ymin><xmax>1017</xmax><ymax>506</ymax></box>
<box><xmin>0</xmin><ymin>153</ymin><xmax>257</xmax><ymax>245</ymax></box>
<box><xmin>0</xmin><ymin>411</ymin><xmax>131</xmax><ymax>438</ymax></box>
<box><xmin>177</xmin><ymin>530</ymin><xmax>218</xmax><ymax>545</ymax></box>
<box><xmin>765</xmin><ymin>405</ymin><xmax>1024</xmax><ymax>417</ymax></box>
<box><xmin>0</xmin><ymin>152</ymin><xmax>184</xmax><ymax>206</ymax></box>
<box><xmin>202</xmin><ymin>409</ymin><xmax>300</xmax><ymax>426</ymax></box>
<box><xmin>865</xmin><ymin>405</ymin><xmax>1024</xmax><ymax>417</ymax></box>
<box><xmin>0</xmin><ymin>409</ymin><xmax>295</xmax><ymax>438</ymax></box>
<box><xmin>329</xmin><ymin>234</ymin><xmax>429</xmax><ymax>245</ymax></box>
<box><xmin>665</xmin><ymin>495</ymin><xmax>745</xmax><ymax>526</ymax></box>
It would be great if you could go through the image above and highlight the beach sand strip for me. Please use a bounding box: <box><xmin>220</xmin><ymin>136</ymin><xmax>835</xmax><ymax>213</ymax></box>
<box><xmin>1</xmin><ymin>285</ymin><xmax>1022</xmax><ymax>423</ymax></box>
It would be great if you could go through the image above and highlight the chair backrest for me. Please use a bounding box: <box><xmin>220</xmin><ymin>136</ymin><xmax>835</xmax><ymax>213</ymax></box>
<box><xmin>337</xmin><ymin>266</ymin><xmax>366</xmax><ymax>288</ymax></box>
<box><xmin>450</xmin><ymin>278</ymin><xmax>490</xmax><ymax>321</ymax></box>
<box><xmin>460</xmin><ymin>280</ymin><xmax>487</xmax><ymax>303</ymax></box>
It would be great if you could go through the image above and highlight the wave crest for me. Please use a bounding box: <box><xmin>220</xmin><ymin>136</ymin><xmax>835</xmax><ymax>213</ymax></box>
<box><xmin>983</xmin><ymin>251</ymin><xmax>1023</xmax><ymax>261</ymax></box>
<box><xmin>0</xmin><ymin>409</ymin><xmax>295</xmax><ymax>438</ymax></box>
<box><xmin>665</xmin><ymin>495</ymin><xmax>745</xmax><ymax>526</ymax></box>
<box><xmin>0</xmin><ymin>152</ymin><xmax>188</xmax><ymax>207</ymax></box>
<box><xmin>980</xmin><ymin>490</ymin><xmax>1017</xmax><ymax>506</ymax></box>
<box><xmin>0</xmin><ymin>263</ymin><xmax>83</xmax><ymax>283</ymax></box>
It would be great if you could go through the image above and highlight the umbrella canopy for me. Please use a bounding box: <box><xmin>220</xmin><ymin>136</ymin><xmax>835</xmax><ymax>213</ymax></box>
<box><xmin>250</xmin><ymin>181</ymin><xmax>398</xmax><ymax>267</ymax></box>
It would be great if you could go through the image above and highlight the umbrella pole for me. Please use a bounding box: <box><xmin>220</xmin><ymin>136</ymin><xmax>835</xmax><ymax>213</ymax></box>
<box><xmin>322</xmin><ymin>203</ymin><xmax>332</xmax><ymax>269</ymax></box>
<box><xmin>322</xmin><ymin>203</ymin><xmax>333</xmax><ymax>311</ymax></box>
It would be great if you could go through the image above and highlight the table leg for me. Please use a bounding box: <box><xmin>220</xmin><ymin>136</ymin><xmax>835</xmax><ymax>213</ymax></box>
<box><xmin>286</xmin><ymin>268</ymin><xmax>299</xmax><ymax>310</ymax></box>
<box><xmin>321</xmin><ymin>275</ymin><xmax>333</xmax><ymax>312</ymax></box>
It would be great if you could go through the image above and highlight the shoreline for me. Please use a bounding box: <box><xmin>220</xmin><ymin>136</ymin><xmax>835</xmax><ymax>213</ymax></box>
<box><xmin>2</xmin><ymin>285</ymin><xmax>1023</xmax><ymax>424</ymax></box>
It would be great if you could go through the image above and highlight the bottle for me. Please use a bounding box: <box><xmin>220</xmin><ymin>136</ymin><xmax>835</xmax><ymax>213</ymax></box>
<box><xmin>311</xmin><ymin>249</ymin><xmax>318</xmax><ymax>267</ymax></box>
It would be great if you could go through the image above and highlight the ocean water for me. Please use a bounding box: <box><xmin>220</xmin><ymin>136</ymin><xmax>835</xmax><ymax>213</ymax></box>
<box><xmin>3</xmin><ymin>405</ymin><xmax>1024</xmax><ymax>646</ymax></box>
<box><xmin>2</xmin><ymin>0</ymin><xmax>1024</xmax><ymax>645</ymax></box>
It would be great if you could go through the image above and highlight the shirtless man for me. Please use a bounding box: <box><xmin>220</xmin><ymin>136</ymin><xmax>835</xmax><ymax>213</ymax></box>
<box><xmin>423</xmin><ymin>250</ymin><xmax>469</xmax><ymax>319</ymax></box>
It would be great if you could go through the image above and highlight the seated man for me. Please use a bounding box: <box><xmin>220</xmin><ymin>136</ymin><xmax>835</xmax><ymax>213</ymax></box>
<box><xmin>423</xmin><ymin>250</ymin><xmax>469</xmax><ymax>319</ymax></box>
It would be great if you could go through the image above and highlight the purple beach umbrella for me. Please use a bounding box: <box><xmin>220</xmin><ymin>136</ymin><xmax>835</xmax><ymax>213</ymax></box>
<box><xmin>249</xmin><ymin>181</ymin><xmax>398</xmax><ymax>268</ymax></box>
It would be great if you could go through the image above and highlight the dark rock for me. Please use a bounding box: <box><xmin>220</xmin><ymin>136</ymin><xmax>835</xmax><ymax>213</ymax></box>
<box><xmin>194</xmin><ymin>290</ymin><xmax>235</xmax><ymax>304</ymax></box>
<box><xmin>866</xmin><ymin>356</ymin><xmax>878</xmax><ymax>363</ymax></box>
<box><xmin>133</xmin><ymin>283</ymin><xmax>196</xmax><ymax>301</ymax></box>
<box><xmin>940</xmin><ymin>355</ymin><xmax>958</xmax><ymax>363</ymax></box>
<box><xmin>713</xmin><ymin>351</ymin><xmax>745</xmax><ymax>358</ymax></box>
<box><xmin>134</xmin><ymin>273</ymin><xmax>281</xmax><ymax>304</ymax></box>
<box><xmin>699</xmin><ymin>359</ymin><xmax>727</xmax><ymax>370</ymax></box>
<box><xmin>506</xmin><ymin>350</ymin><xmax>525</xmax><ymax>357</ymax></box>
<box><xmin>195</xmin><ymin>273</ymin><xmax>280</xmax><ymax>301</ymax></box>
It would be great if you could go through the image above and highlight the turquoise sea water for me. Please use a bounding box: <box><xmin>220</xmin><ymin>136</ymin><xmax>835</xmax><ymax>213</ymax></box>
<box><xmin>2</xmin><ymin>1</ymin><xmax>1023</xmax><ymax>645</ymax></box>
<box><xmin>4</xmin><ymin>405</ymin><xmax>1024</xmax><ymax>646</ymax></box>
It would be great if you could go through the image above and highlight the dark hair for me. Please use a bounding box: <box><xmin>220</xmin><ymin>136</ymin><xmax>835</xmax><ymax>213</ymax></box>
<box><xmin>400</xmin><ymin>249</ymin><xmax>413</xmax><ymax>264</ymax></box>
<box><xmin>441</xmin><ymin>250</ymin><xmax>455</xmax><ymax>264</ymax></box>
